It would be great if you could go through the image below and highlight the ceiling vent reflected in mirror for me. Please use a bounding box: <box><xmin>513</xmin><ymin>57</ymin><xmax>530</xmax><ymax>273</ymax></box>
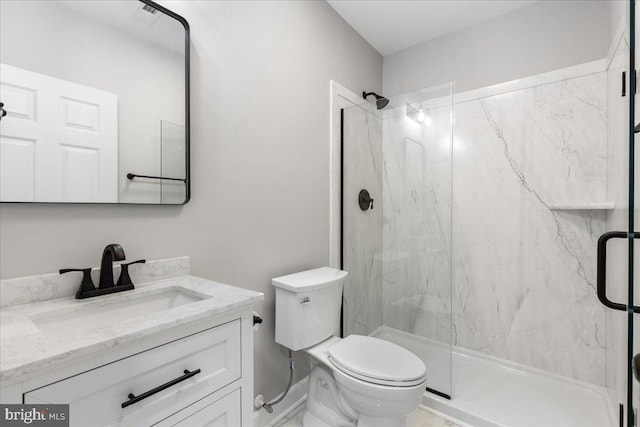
<box><xmin>131</xmin><ymin>2</ymin><xmax>161</xmax><ymax>27</ymax></box>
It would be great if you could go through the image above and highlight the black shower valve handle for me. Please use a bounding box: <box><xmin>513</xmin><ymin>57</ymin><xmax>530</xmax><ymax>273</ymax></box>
<box><xmin>358</xmin><ymin>189</ymin><xmax>374</xmax><ymax>211</ymax></box>
<box><xmin>116</xmin><ymin>259</ymin><xmax>146</xmax><ymax>286</ymax></box>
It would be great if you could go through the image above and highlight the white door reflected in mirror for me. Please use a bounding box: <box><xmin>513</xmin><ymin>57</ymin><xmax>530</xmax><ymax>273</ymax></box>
<box><xmin>0</xmin><ymin>0</ymin><xmax>188</xmax><ymax>204</ymax></box>
<box><xmin>0</xmin><ymin>63</ymin><xmax>118</xmax><ymax>202</ymax></box>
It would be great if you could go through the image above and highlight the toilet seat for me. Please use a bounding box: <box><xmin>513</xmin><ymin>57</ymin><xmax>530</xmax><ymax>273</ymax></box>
<box><xmin>327</xmin><ymin>335</ymin><xmax>426</xmax><ymax>387</ymax></box>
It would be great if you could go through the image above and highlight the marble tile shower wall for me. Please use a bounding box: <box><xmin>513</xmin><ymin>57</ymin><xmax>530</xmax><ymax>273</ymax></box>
<box><xmin>379</xmin><ymin>68</ymin><xmax>608</xmax><ymax>386</ymax></box>
<box><xmin>451</xmin><ymin>70</ymin><xmax>608</xmax><ymax>386</ymax></box>
<box><xmin>342</xmin><ymin>104</ymin><xmax>384</xmax><ymax>337</ymax></box>
<box><xmin>341</xmin><ymin>64</ymin><xmax>608</xmax><ymax>386</ymax></box>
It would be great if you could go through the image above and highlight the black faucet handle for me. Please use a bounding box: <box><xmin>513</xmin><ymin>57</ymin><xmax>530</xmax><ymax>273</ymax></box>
<box><xmin>117</xmin><ymin>259</ymin><xmax>146</xmax><ymax>286</ymax></box>
<box><xmin>60</xmin><ymin>268</ymin><xmax>96</xmax><ymax>297</ymax></box>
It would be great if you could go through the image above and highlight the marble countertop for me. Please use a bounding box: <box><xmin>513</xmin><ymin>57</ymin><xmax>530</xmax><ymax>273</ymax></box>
<box><xmin>0</xmin><ymin>275</ymin><xmax>263</xmax><ymax>383</ymax></box>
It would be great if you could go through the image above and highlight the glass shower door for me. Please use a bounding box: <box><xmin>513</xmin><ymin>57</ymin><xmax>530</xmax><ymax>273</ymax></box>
<box><xmin>600</xmin><ymin>1</ymin><xmax>638</xmax><ymax>425</ymax></box>
<box><xmin>341</xmin><ymin>82</ymin><xmax>454</xmax><ymax>398</ymax></box>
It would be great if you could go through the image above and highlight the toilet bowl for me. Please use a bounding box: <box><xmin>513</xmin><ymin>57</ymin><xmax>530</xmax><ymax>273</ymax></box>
<box><xmin>273</xmin><ymin>267</ymin><xmax>427</xmax><ymax>427</ymax></box>
<box><xmin>305</xmin><ymin>335</ymin><xmax>426</xmax><ymax>426</ymax></box>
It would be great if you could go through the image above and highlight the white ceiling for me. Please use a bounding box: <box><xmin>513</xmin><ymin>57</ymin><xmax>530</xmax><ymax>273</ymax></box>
<box><xmin>327</xmin><ymin>0</ymin><xmax>537</xmax><ymax>56</ymax></box>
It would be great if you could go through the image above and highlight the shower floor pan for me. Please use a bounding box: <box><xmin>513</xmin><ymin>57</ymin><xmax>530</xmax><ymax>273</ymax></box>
<box><xmin>372</xmin><ymin>326</ymin><xmax>616</xmax><ymax>427</ymax></box>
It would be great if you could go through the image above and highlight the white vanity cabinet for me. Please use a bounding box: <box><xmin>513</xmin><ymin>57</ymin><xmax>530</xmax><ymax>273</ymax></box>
<box><xmin>0</xmin><ymin>272</ymin><xmax>262</xmax><ymax>427</ymax></box>
<box><xmin>158</xmin><ymin>388</ymin><xmax>242</xmax><ymax>426</ymax></box>
<box><xmin>24</xmin><ymin>320</ymin><xmax>243</xmax><ymax>426</ymax></box>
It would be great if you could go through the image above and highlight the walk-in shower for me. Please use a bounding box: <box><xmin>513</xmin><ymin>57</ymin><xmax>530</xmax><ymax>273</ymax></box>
<box><xmin>342</xmin><ymin>82</ymin><xmax>454</xmax><ymax>398</ymax></box>
<box><xmin>339</xmin><ymin>3</ymin><xmax>638</xmax><ymax>423</ymax></box>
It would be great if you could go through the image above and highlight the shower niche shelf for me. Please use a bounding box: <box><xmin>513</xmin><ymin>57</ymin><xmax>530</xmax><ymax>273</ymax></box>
<box><xmin>548</xmin><ymin>202</ymin><xmax>615</xmax><ymax>210</ymax></box>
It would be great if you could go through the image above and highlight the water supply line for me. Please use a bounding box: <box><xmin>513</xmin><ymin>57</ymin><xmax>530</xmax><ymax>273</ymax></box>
<box><xmin>262</xmin><ymin>349</ymin><xmax>294</xmax><ymax>413</ymax></box>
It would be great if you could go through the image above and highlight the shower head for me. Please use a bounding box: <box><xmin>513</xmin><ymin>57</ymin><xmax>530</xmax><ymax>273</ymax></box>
<box><xmin>363</xmin><ymin>91</ymin><xmax>389</xmax><ymax>110</ymax></box>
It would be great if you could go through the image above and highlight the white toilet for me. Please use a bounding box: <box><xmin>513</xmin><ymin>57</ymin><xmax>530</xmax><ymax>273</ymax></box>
<box><xmin>273</xmin><ymin>267</ymin><xmax>427</xmax><ymax>427</ymax></box>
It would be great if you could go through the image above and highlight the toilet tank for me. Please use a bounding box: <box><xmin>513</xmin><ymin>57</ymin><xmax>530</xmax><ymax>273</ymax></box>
<box><xmin>273</xmin><ymin>267</ymin><xmax>348</xmax><ymax>351</ymax></box>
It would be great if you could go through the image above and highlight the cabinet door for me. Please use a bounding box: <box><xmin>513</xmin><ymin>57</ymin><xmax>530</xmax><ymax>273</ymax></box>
<box><xmin>168</xmin><ymin>388</ymin><xmax>241</xmax><ymax>427</ymax></box>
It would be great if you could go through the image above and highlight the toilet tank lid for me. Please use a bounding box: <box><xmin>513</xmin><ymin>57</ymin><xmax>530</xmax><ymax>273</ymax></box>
<box><xmin>272</xmin><ymin>267</ymin><xmax>348</xmax><ymax>292</ymax></box>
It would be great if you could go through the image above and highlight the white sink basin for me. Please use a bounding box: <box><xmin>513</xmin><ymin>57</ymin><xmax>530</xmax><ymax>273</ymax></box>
<box><xmin>32</xmin><ymin>288</ymin><xmax>204</xmax><ymax>337</ymax></box>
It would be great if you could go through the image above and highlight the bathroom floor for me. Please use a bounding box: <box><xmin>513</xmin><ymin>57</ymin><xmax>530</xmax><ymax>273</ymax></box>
<box><xmin>274</xmin><ymin>403</ymin><xmax>462</xmax><ymax>427</ymax></box>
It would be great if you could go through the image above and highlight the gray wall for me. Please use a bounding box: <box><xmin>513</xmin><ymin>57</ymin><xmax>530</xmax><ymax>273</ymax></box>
<box><xmin>383</xmin><ymin>0</ymin><xmax>611</xmax><ymax>96</ymax></box>
<box><xmin>0</xmin><ymin>0</ymin><xmax>382</xmax><ymax>403</ymax></box>
<box><xmin>608</xmin><ymin>1</ymin><xmax>626</xmax><ymax>45</ymax></box>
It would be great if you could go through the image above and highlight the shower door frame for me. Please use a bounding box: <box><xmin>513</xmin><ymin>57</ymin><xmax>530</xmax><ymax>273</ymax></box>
<box><xmin>598</xmin><ymin>1</ymin><xmax>638</xmax><ymax>425</ymax></box>
<box><xmin>328</xmin><ymin>80</ymin><xmax>372</xmax><ymax>339</ymax></box>
<box><xmin>328</xmin><ymin>81</ymin><xmax>366</xmax><ymax>271</ymax></box>
<box><xmin>622</xmin><ymin>0</ymin><xmax>637</xmax><ymax>422</ymax></box>
<box><xmin>628</xmin><ymin>0</ymin><xmax>637</xmax><ymax>422</ymax></box>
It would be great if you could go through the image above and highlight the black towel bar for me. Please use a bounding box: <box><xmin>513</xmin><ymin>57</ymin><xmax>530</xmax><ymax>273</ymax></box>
<box><xmin>127</xmin><ymin>173</ymin><xmax>186</xmax><ymax>183</ymax></box>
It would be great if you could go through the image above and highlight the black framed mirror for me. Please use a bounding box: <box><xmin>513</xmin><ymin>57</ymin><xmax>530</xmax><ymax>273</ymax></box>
<box><xmin>0</xmin><ymin>0</ymin><xmax>190</xmax><ymax>204</ymax></box>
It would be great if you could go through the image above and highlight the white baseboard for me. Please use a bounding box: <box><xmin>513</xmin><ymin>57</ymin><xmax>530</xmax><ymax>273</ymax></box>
<box><xmin>254</xmin><ymin>376</ymin><xmax>308</xmax><ymax>427</ymax></box>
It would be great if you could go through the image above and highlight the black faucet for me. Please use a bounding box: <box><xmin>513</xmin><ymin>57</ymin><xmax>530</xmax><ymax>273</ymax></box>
<box><xmin>60</xmin><ymin>244</ymin><xmax>145</xmax><ymax>299</ymax></box>
<box><xmin>99</xmin><ymin>244</ymin><xmax>126</xmax><ymax>289</ymax></box>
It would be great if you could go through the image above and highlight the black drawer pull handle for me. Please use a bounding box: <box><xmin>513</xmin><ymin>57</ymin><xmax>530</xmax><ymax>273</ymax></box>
<box><xmin>121</xmin><ymin>369</ymin><xmax>201</xmax><ymax>409</ymax></box>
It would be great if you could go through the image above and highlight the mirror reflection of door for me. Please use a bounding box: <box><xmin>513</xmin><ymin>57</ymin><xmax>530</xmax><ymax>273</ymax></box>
<box><xmin>0</xmin><ymin>64</ymin><xmax>118</xmax><ymax>202</ymax></box>
<box><xmin>0</xmin><ymin>0</ymin><xmax>188</xmax><ymax>204</ymax></box>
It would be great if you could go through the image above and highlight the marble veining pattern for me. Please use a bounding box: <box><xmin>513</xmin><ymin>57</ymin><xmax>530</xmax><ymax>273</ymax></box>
<box><xmin>0</xmin><ymin>274</ymin><xmax>263</xmax><ymax>383</ymax></box>
<box><xmin>343</xmin><ymin>65</ymin><xmax>609</xmax><ymax>387</ymax></box>
<box><xmin>452</xmin><ymin>70</ymin><xmax>608</xmax><ymax>385</ymax></box>
<box><xmin>0</xmin><ymin>257</ymin><xmax>190</xmax><ymax>308</ymax></box>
